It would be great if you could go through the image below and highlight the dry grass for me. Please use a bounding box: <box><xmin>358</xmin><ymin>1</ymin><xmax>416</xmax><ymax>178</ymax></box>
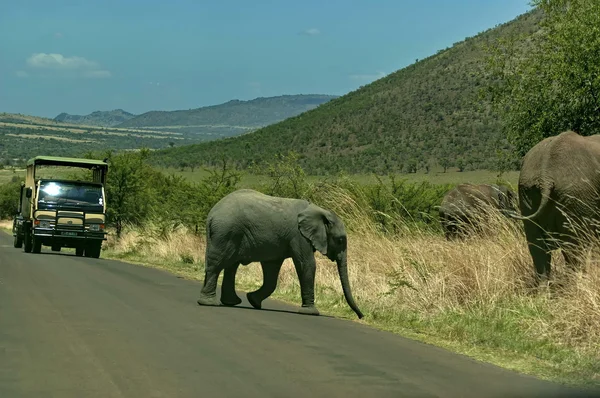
<box><xmin>100</xmin><ymin>184</ymin><xmax>600</xmax><ymax>386</ymax></box>
<box><xmin>0</xmin><ymin>220</ymin><xmax>12</xmax><ymax>230</ymax></box>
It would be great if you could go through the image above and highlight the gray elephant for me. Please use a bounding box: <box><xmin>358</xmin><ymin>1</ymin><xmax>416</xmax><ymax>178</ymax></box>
<box><xmin>505</xmin><ymin>130</ymin><xmax>600</xmax><ymax>284</ymax></box>
<box><xmin>196</xmin><ymin>189</ymin><xmax>364</xmax><ymax>319</ymax></box>
<box><xmin>439</xmin><ymin>183</ymin><xmax>517</xmax><ymax>239</ymax></box>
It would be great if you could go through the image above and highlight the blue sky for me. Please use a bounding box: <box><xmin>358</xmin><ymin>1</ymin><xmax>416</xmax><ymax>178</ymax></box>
<box><xmin>0</xmin><ymin>0</ymin><xmax>532</xmax><ymax>118</ymax></box>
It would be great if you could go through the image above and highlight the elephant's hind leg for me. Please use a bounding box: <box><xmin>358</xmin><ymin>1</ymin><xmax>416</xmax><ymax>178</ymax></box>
<box><xmin>198</xmin><ymin>248</ymin><xmax>226</xmax><ymax>306</ymax></box>
<box><xmin>524</xmin><ymin>223</ymin><xmax>552</xmax><ymax>287</ymax></box>
<box><xmin>247</xmin><ymin>259</ymin><xmax>284</xmax><ymax>309</ymax></box>
<box><xmin>220</xmin><ymin>263</ymin><xmax>242</xmax><ymax>306</ymax></box>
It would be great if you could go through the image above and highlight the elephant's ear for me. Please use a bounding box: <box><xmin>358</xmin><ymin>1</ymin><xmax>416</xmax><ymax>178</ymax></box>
<box><xmin>298</xmin><ymin>204</ymin><xmax>330</xmax><ymax>255</ymax></box>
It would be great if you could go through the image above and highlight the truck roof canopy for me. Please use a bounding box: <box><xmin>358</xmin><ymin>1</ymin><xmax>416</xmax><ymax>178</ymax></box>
<box><xmin>27</xmin><ymin>156</ymin><xmax>108</xmax><ymax>169</ymax></box>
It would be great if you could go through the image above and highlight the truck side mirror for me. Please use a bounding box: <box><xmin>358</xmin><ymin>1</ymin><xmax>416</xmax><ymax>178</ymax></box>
<box><xmin>25</xmin><ymin>187</ymin><xmax>32</xmax><ymax>198</ymax></box>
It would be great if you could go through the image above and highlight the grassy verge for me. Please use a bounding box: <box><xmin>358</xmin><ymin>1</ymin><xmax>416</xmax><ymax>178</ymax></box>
<box><xmin>2</xmin><ymin>181</ymin><xmax>598</xmax><ymax>389</ymax></box>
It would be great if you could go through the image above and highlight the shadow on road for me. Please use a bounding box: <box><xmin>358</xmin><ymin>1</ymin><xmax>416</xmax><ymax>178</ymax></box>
<box><xmin>207</xmin><ymin>302</ymin><xmax>337</xmax><ymax>319</ymax></box>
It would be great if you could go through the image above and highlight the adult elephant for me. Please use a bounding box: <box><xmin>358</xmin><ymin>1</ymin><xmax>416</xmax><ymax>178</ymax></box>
<box><xmin>505</xmin><ymin>130</ymin><xmax>600</xmax><ymax>284</ymax></box>
<box><xmin>438</xmin><ymin>183</ymin><xmax>517</xmax><ymax>239</ymax></box>
<box><xmin>196</xmin><ymin>189</ymin><xmax>364</xmax><ymax>319</ymax></box>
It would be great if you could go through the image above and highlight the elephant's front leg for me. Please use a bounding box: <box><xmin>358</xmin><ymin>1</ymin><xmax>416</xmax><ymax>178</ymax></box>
<box><xmin>291</xmin><ymin>254</ymin><xmax>320</xmax><ymax>316</ymax></box>
<box><xmin>247</xmin><ymin>259</ymin><xmax>284</xmax><ymax>309</ymax></box>
<box><xmin>220</xmin><ymin>263</ymin><xmax>242</xmax><ymax>306</ymax></box>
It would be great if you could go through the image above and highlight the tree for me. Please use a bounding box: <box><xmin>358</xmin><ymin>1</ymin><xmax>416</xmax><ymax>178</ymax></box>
<box><xmin>104</xmin><ymin>150</ymin><xmax>154</xmax><ymax>237</ymax></box>
<box><xmin>405</xmin><ymin>159</ymin><xmax>418</xmax><ymax>174</ymax></box>
<box><xmin>439</xmin><ymin>157</ymin><xmax>451</xmax><ymax>173</ymax></box>
<box><xmin>0</xmin><ymin>180</ymin><xmax>21</xmax><ymax>219</ymax></box>
<box><xmin>483</xmin><ymin>0</ymin><xmax>600</xmax><ymax>157</ymax></box>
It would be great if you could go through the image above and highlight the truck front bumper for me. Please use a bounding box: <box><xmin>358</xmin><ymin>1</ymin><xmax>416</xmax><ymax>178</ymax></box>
<box><xmin>33</xmin><ymin>227</ymin><xmax>107</xmax><ymax>241</ymax></box>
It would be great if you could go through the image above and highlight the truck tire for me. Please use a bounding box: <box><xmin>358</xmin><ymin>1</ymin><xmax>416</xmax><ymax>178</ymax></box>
<box><xmin>13</xmin><ymin>234</ymin><xmax>23</xmax><ymax>248</ymax></box>
<box><xmin>23</xmin><ymin>230</ymin><xmax>32</xmax><ymax>253</ymax></box>
<box><xmin>51</xmin><ymin>245</ymin><xmax>61</xmax><ymax>252</ymax></box>
<box><xmin>84</xmin><ymin>241</ymin><xmax>102</xmax><ymax>259</ymax></box>
<box><xmin>75</xmin><ymin>247</ymin><xmax>84</xmax><ymax>257</ymax></box>
<box><xmin>32</xmin><ymin>236</ymin><xmax>42</xmax><ymax>254</ymax></box>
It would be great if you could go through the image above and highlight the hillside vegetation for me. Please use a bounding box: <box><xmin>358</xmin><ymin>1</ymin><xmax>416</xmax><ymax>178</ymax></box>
<box><xmin>149</xmin><ymin>10</ymin><xmax>543</xmax><ymax>175</ymax></box>
<box><xmin>54</xmin><ymin>109</ymin><xmax>136</xmax><ymax>127</ymax></box>
<box><xmin>117</xmin><ymin>94</ymin><xmax>338</xmax><ymax>138</ymax></box>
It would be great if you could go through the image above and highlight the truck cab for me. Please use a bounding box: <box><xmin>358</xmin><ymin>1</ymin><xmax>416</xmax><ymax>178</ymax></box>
<box><xmin>14</xmin><ymin>156</ymin><xmax>109</xmax><ymax>258</ymax></box>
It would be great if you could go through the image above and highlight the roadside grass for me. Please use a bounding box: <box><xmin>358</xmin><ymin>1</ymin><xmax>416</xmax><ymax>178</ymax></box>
<box><xmin>91</xmin><ymin>188</ymin><xmax>600</xmax><ymax>389</ymax></box>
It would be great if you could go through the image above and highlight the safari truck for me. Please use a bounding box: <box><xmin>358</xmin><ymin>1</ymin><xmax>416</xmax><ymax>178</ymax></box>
<box><xmin>12</xmin><ymin>156</ymin><xmax>109</xmax><ymax>258</ymax></box>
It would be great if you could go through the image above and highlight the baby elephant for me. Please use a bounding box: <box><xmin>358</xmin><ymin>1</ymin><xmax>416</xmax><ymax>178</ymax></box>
<box><xmin>439</xmin><ymin>183</ymin><xmax>517</xmax><ymax>239</ymax></box>
<box><xmin>197</xmin><ymin>189</ymin><xmax>364</xmax><ymax>319</ymax></box>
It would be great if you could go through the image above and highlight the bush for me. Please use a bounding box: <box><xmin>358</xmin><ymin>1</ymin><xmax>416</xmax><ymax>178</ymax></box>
<box><xmin>0</xmin><ymin>179</ymin><xmax>22</xmax><ymax>219</ymax></box>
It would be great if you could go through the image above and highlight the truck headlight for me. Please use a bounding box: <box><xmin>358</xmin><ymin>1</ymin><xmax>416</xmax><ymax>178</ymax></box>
<box><xmin>39</xmin><ymin>220</ymin><xmax>50</xmax><ymax>228</ymax></box>
<box><xmin>89</xmin><ymin>223</ymin><xmax>104</xmax><ymax>232</ymax></box>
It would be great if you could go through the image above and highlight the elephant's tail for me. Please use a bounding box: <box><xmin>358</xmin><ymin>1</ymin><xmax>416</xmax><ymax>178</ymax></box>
<box><xmin>503</xmin><ymin>182</ymin><xmax>552</xmax><ymax>221</ymax></box>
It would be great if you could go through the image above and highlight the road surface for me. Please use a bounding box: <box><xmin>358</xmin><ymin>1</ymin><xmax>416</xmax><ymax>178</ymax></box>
<box><xmin>0</xmin><ymin>231</ymin><xmax>596</xmax><ymax>398</ymax></box>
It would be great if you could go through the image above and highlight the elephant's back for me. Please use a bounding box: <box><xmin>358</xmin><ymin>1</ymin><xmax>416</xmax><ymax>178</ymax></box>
<box><xmin>442</xmin><ymin>184</ymin><xmax>495</xmax><ymax>208</ymax></box>
<box><xmin>207</xmin><ymin>188</ymin><xmax>309</xmax><ymax>231</ymax></box>
<box><xmin>520</xmin><ymin>131</ymin><xmax>600</xmax><ymax>184</ymax></box>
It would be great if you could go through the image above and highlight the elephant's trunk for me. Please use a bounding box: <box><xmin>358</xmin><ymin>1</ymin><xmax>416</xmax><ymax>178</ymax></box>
<box><xmin>336</xmin><ymin>251</ymin><xmax>364</xmax><ymax>319</ymax></box>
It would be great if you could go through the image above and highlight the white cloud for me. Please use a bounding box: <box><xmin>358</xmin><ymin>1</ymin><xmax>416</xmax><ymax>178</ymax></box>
<box><xmin>15</xmin><ymin>70</ymin><xmax>28</xmax><ymax>78</ymax></box>
<box><xmin>349</xmin><ymin>71</ymin><xmax>386</xmax><ymax>81</ymax></box>
<box><xmin>27</xmin><ymin>53</ymin><xmax>98</xmax><ymax>70</ymax></box>
<box><xmin>301</xmin><ymin>28</ymin><xmax>321</xmax><ymax>36</ymax></box>
<box><xmin>24</xmin><ymin>52</ymin><xmax>111</xmax><ymax>78</ymax></box>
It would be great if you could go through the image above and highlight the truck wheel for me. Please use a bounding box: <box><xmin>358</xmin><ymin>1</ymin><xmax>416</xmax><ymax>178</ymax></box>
<box><xmin>75</xmin><ymin>247</ymin><xmax>84</xmax><ymax>257</ymax></box>
<box><xmin>23</xmin><ymin>231</ymin><xmax>32</xmax><ymax>253</ymax></box>
<box><xmin>51</xmin><ymin>245</ymin><xmax>61</xmax><ymax>252</ymax></box>
<box><xmin>85</xmin><ymin>242</ymin><xmax>102</xmax><ymax>259</ymax></box>
<box><xmin>13</xmin><ymin>234</ymin><xmax>23</xmax><ymax>248</ymax></box>
<box><xmin>32</xmin><ymin>237</ymin><xmax>42</xmax><ymax>254</ymax></box>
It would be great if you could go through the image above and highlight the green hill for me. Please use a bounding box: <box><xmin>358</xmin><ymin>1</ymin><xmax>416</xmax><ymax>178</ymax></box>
<box><xmin>149</xmin><ymin>9</ymin><xmax>542</xmax><ymax>175</ymax></box>
<box><xmin>54</xmin><ymin>109</ymin><xmax>137</xmax><ymax>127</ymax></box>
<box><xmin>116</xmin><ymin>94</ymin><xmax>338</xmax><ymax>138</ymax></box>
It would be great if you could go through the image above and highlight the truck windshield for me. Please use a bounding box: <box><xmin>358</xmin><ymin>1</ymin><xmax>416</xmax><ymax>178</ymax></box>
<box><xmin>38</xmin><ymin>181</ymin><xmax>104</xmax><ymax>207</ymax></box>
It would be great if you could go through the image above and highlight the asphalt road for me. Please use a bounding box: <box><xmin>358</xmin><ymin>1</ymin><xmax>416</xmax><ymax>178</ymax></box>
<box><xmin>0</xmin><ymin>231</ymin><xmax>597</xmax><ymax>398</ymax></box>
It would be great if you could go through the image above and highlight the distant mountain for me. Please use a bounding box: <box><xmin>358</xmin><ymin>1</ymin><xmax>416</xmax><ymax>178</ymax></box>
<box><xmin>116</xmin><ymin>95</ymin><xmax>338</xmax><ymax>136</ymax></box>
<box><xmin>54</xmin><ymin>109</ymin><xmax>137</xmax><ymax>127</ymax></box>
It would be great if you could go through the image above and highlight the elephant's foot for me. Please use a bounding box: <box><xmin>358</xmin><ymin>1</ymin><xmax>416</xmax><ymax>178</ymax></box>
<box><xmin>220</xmin><ymin>293</ymin><xmax>242</xmax><ymax>307</ymax></box>
<box><xmin>298</xmin><ymin>305</ymin><xmax>320</xmax><ymax>316</ymax></box>
<box><xmin>197</xmin><ymin>293</ymin><xmax>220</xmax><ymax>306</ymax></box>
<box><xmin>247</xmin><ymin>291</ymin><xmax>263</xmax><ymax>309</ymax></box>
